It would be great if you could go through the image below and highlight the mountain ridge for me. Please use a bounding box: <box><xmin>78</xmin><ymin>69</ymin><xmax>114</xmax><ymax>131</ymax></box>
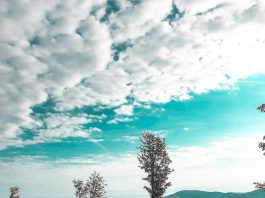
<box><xmin>166</xmin><ymin>190</ymin><xmax>264</xmax><ymax>198</ymax></box>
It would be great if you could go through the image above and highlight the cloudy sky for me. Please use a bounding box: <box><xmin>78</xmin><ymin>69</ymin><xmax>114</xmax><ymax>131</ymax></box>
<box><xmin>1</xmin><ymin>0</ymin><xmax>265</xmax><ymax>197</ymax></box>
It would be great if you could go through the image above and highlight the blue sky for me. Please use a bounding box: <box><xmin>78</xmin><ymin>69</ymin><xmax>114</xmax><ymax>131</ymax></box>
<box><xmin>1</xmin><ymin>0</ymin><xmax>265</xmax><ymax>198</ymax></box>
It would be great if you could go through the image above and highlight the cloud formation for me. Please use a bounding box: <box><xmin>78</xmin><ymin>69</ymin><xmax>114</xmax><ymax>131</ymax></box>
<box><xmin>1</xmin><ymin>0</ymin><xmax>265</xmax><ymax>148</ymax></box>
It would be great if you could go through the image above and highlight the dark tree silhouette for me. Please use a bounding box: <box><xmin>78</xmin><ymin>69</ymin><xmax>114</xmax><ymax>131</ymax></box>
<box><xmin>253</xmin><ymin>104</ymin><xmax>265</xmax><ymax>191</ymax></box>
<box><xmin>10</xmin><ymin>186</ymin><xmax>20</xmax><ymax>198</ymax></box>
<box><xmin>73</xmin><ymin>171</ymin><xmax>106</xmax><ymax>198</ymax></box>
<box><xmin>138</xmin><ymin>131</ymin><xmax>174</xmax><ymax>198</ymax></box>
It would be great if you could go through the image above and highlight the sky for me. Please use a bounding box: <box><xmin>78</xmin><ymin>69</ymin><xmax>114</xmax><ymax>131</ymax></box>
<box><xmin>1</xmin><ymin>0</ymin><xmax>265</xmax><ymax>197</ymax></box>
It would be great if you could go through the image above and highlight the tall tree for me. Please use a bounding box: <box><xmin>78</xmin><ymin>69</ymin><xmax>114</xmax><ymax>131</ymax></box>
<box><xmin>73</xmin><ymin>171</ymin><xmax>106</xmax><ymax>198</ymax></box>
<box><xmin>253</xmin><ymin>104</ymin><xmax>265</xmax><ymax>191</ymax></box>
<box><xmin>10</xmin><ymin>186</ymin><xmax>20</xmax><ymax>198</ymax></box>
<box><xmin>138</xmin><ymin>131</ymin><xmax>174</xmax><ymax>198</ymax></box>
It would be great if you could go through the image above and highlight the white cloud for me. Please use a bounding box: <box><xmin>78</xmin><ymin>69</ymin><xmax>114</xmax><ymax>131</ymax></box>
<box><xmin>0</xmin><ymin>113</ymin><xmax>105</xmax><ymax>150</ymax></box>
<box><xmin>38</xmin><ymin>113</ymin><xmax>102</xmax><ymax>139</ymax></box>
<box><xmin>55</xmin><ymin>68</ymin><xmax>131</xmax><ymax>110</ymax></box>
<box><xmin>1</xmin><ymin>0</ymin><xmax>265</xmax><ymax>148</ymax></box>
<box><xmin>108</xmin><ymin>0</ymin><xmax>172</xmax><ymax>42</ymax></box>
<box><xmin>114</xmin><ymin>105</ymin><xmax>134</xmax><ymax>116</ymax></box>
<box><xmin>1</xmin><ymin>133</ymin><xmax>265</xmax><ymax>198</ymax></box>
<box><xmin>87</xmin><ymin>127</ymin><xmax>102</xmax><ymax>133</ymax></box>
<box><xmin>34</xmin><ymin>115</ymin><xmax>104</xmax><ymax>144</ymax></box>
<box><xmin>0</xmin><ymin>0</ymin><xmax>111</xmax><ymax>147</ymax></box>
<box><xmin>107</xmin><ymin>117</ymin><xmax>135</xmax><ymax>124</ymax></box>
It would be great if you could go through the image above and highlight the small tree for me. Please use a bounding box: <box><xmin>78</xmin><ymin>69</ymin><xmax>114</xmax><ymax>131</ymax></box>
<box><xmin>88</xmin><ymin>172</ymin><xmax>106</xmax><ymax>198</ymax></box>
<box><xmin>73</xmin><ymin>180</ymin><xmax>90</xmax><ymax>198</ymax></box>
<box><xmin>138</xmin><ymin>131</ymin><xmax>174</xmax><ymax>198</ymax></box>
<box><xmin>73</xmin><ymin>171</ymin><xmax>106</xmax><ymax>198</ymax></box>
<box><xmin>254</xmin><ymin>182</ymin><xmax>265</xmax><ymax>191</ymax></box>
<box><xmin>256</xmin><ymin>104</ymin><xmax>265</xmax><ymax>156</ymax></box>
<box><xmin>10</xmin><ymin>186</ymin><xmax>20</xmax><ymax>198</ymax></box>
<box><xmin>257</xmin><ymin>104</ymin><xmax>265</xmax><ymax>113</ymax></box>
<box><xmin>258</xmin><ymin>136</ymin><xmax>265</xmax><ymax>155</ymax></box>
<box><xmin>253</xmin><ymin>104</ymin><xmax>265</xmax><ymax>191</ymax></box>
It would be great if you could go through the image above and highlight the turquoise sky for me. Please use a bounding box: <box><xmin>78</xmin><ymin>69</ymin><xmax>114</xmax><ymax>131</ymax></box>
<box><xmin>1</xmin><ymin>74</ymin><xmax>265</xmax><ymax>159</ymax></box>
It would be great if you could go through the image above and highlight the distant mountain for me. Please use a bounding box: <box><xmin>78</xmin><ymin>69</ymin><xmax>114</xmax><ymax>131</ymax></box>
<box><xmin>166</xmin><ymin>190</ymin><xmax>264</xmax><ymax>198</ymax></box>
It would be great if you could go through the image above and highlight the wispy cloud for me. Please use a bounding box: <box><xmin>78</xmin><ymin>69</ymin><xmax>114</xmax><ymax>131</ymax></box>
<box><xmin>112</xmin><ymin>135</ymin><xmax>139</xmax><ymax>143</ymax></box>
<box><xmin>107</xmin><ymin>117</ymin><xmax>135</xmax><ymax>124</ymax></box>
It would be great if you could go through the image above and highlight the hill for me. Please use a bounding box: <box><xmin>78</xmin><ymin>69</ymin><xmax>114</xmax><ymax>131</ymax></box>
<box><xmin>166</xmin><ymin>190</ymin><xmax>264</xmax><ymax>198</ymax></box>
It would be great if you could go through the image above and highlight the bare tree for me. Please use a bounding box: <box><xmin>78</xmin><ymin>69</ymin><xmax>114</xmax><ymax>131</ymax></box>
<box><xmin>10</xmin><ymin>186</ymin><xmax>20</xmax><ymax>198</ymax></box>
<box><xmin>73</xmin><ymin>171</ymin><xmax>106</xmax><ymax>198</ymax></box>
<box><xmin>138</xmin><ymin>131</ymin><xmax>174</xmax><ymax>198</ymax></box>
